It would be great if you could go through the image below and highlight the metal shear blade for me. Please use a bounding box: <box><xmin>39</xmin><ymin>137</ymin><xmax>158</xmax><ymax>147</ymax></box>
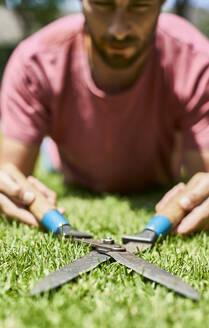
<box><xmin>31</xmin><ymin>237</ymin><xmax>199</xmax><ymax>300</ymax></box>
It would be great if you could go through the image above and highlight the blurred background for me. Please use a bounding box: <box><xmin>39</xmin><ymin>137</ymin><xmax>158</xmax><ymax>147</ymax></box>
<box><xmin>0</xmin><ymin>0</ymin><xmax>209</xmax><ymax>81</ymax></box>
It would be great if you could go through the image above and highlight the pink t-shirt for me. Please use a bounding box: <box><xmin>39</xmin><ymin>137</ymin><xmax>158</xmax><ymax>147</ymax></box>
<box><xmin>1</xmin><ymin>13</ymin><xmax>209</xmax><ymax>192</ymax></box>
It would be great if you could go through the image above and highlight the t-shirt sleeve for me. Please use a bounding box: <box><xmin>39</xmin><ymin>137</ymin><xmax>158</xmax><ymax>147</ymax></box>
<box><xmin>0</xmin><ymin>44</ymin><xmax>51</xmax><ymax>145</ymax></box>
<box><xmin>171</xmin><ymin>47</ymin><xmax>209</xmax><ymax>151</ymax></box>
<box><xmin>181</xmin><ymin>63</ymin><xmax>209</xmax><ymax>151</ymax></box>
<box><xmin>159</xmin><ymin>16</ymin><xmax>209</xmax><ymax>152</ymax></box>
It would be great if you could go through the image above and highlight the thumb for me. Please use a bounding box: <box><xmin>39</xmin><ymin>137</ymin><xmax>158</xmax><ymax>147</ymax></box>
<box><xmin>0</xmin><ymin>171</ymin><xmax>35</xmax><ymax>205</ymax></box>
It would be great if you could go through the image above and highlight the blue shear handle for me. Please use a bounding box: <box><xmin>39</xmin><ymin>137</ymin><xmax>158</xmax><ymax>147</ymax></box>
<box><xmin>42</xmin><ymin>209</ymin><xmax>70</xmax><ymax>233</ymax></box>
<box><xmin>145</xmin><ymin>215</ymin><xmax>172</xmax><ymax>236</ymax></box>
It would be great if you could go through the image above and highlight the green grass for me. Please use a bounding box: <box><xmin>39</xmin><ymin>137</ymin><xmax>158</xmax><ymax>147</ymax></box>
<box><xmin>0</xmin><ymin>168</ymin><xmax>208</xmax><ymax>328</ymax></box>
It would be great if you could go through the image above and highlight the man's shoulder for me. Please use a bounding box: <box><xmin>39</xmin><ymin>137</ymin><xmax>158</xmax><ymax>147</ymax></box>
<box><xmin>155</xmin><ymin>13</ymin><xmax>209</xmax><ymax>107</ymax></box>
<box><xmin>16</xmin><ymin>13</ymin><xmax>84</xmax><ymax>58</ymax></box>
<box><xmin>157</xmin><ymin>13</ymin><xmax>209</xmax><ymax>58</ymax></box>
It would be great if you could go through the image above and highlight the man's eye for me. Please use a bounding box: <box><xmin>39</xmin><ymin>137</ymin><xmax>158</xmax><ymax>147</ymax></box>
<box><xmin>130</xmin><ymin>2</ymin><xmax>152</xmax><ymax>8</ymax></box>
<box><xmin>92</xmin><ymin>1</ymin><xmax>113</xmax><ymax>6</ymax></box>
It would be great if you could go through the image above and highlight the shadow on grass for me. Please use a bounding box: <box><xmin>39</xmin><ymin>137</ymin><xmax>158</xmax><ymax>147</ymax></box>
<box><xmin>60</xmin><ymin>178</ymin><xmax>172</xmax><ymax>214</ymax></box>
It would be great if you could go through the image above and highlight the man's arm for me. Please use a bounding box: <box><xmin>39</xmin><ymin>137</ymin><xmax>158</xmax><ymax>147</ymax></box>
<box><xmin>0</xmin><ymin>137</ymin><xmax>40</xmax><ymax>176</ymax></box>
<box><xmin>0</xmin><ymin>40</ymin><xmax>60</xmax><ymax>226</ymax></box>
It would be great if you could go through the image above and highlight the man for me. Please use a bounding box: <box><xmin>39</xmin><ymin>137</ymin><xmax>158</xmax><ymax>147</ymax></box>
<box><xmin>0</xmin><ymin>0</ymin><xmax>209</xmax><ymax>233</ymax></box>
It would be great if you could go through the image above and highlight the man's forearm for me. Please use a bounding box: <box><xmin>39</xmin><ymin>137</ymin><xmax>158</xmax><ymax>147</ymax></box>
<box><xmin>0</xmin><ymin>136</ymin><xmax>40</xmax><ymax>176</ymax></box>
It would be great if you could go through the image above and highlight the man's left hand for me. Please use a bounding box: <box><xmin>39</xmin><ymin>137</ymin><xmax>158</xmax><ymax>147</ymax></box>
<box><xmin>155</xmin><ymin>173</ymin><xmax>209</xmax><ymax>234</ymax></box>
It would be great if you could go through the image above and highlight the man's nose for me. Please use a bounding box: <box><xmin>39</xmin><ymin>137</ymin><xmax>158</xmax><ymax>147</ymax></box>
<box><xmin>108</xmin><ymin>10</ymin><xmax>131</xmax><ymax>40</ymax></box>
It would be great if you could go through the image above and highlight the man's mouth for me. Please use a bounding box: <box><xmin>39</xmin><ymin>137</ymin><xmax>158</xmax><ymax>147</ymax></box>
<box><xmin>105</xmin><ymin>41</ymin><xmax>137</xmax><ymax>49</ymax></box>
<box><xmin>105</xmin><ymin>43</ymin><xmax>136</xmax><ymax>57</ymax></box>
<box><xmin>107</xmin><ymin>43</ymin><xmax>132</xmax><ymax>49</ymax></box>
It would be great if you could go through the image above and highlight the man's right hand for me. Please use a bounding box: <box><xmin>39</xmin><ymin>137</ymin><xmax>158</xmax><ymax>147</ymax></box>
<box><xmin>0</xmin><ymin>169</ymin><xmax>63</xmax><ymax>227</ymax></box>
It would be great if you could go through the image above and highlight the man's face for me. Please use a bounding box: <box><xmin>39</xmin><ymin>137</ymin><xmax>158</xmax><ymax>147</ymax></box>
<box><xmin>82</xmin><ymin>0</ymin><xmax>164</xmax><ymax>69</ymax></box>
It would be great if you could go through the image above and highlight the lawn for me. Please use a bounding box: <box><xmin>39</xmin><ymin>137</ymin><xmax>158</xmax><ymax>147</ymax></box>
<box><xmin>0</xmin><ymin>168</ymin><xmax>208</xmax><ymax>328</ymax></box>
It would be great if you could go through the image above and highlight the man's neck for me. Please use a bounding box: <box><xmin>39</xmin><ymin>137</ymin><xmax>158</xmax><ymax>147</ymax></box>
<box><xmin>85</xmin><ymin>35</ymin><xmax>151</xmax><ymax>94</ymax></box>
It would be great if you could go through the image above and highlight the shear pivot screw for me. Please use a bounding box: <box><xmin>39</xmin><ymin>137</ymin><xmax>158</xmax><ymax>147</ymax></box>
<box><xmin>101</xmin><ymin>237</ymin><xmax>114</xmax><ymax>244</ymax></box>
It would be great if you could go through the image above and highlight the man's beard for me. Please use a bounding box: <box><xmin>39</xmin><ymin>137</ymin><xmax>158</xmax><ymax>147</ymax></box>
<box><xmin>85</xmin><ymin>26</ymin><xmax>146</xmax><ymax>70</ymax></box>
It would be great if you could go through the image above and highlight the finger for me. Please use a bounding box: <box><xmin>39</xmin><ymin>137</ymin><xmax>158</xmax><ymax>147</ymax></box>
<box><xmin>0</xmin><ymin>171</ymin><xmax>35</xmax><ymax>205</ymax></box>
<box><xmin>179</xmin><ymin>173</ymin><xmax>209</xmax><ymax>211</ymax></box>
<box><xmin>0</xmin><ymin>170</ymin><xmax>21</xmax><ymax>196</ymax></box>
<box><xmin>58</xmin><ymin>207</ymin><xmax>65</xmax><ymax>215</ymax></box>
<box><xmin>155</xmin><ymin>182</ymin><xmax>185</xmax><ymax>212</ymax></box>
<box><xmin>0</xmin><ymin>193</ymin><xmax>39</xmax><ymax>226</ymax></box>
<box><xmin>175</xmin><ymin>197</ymin><xmax>209</xmax><ymax>234</ymax></box>
<box><xmin>27</xmin><ymin>176</ymin><xmax>57</xmax><ymax>205</ymax></box>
